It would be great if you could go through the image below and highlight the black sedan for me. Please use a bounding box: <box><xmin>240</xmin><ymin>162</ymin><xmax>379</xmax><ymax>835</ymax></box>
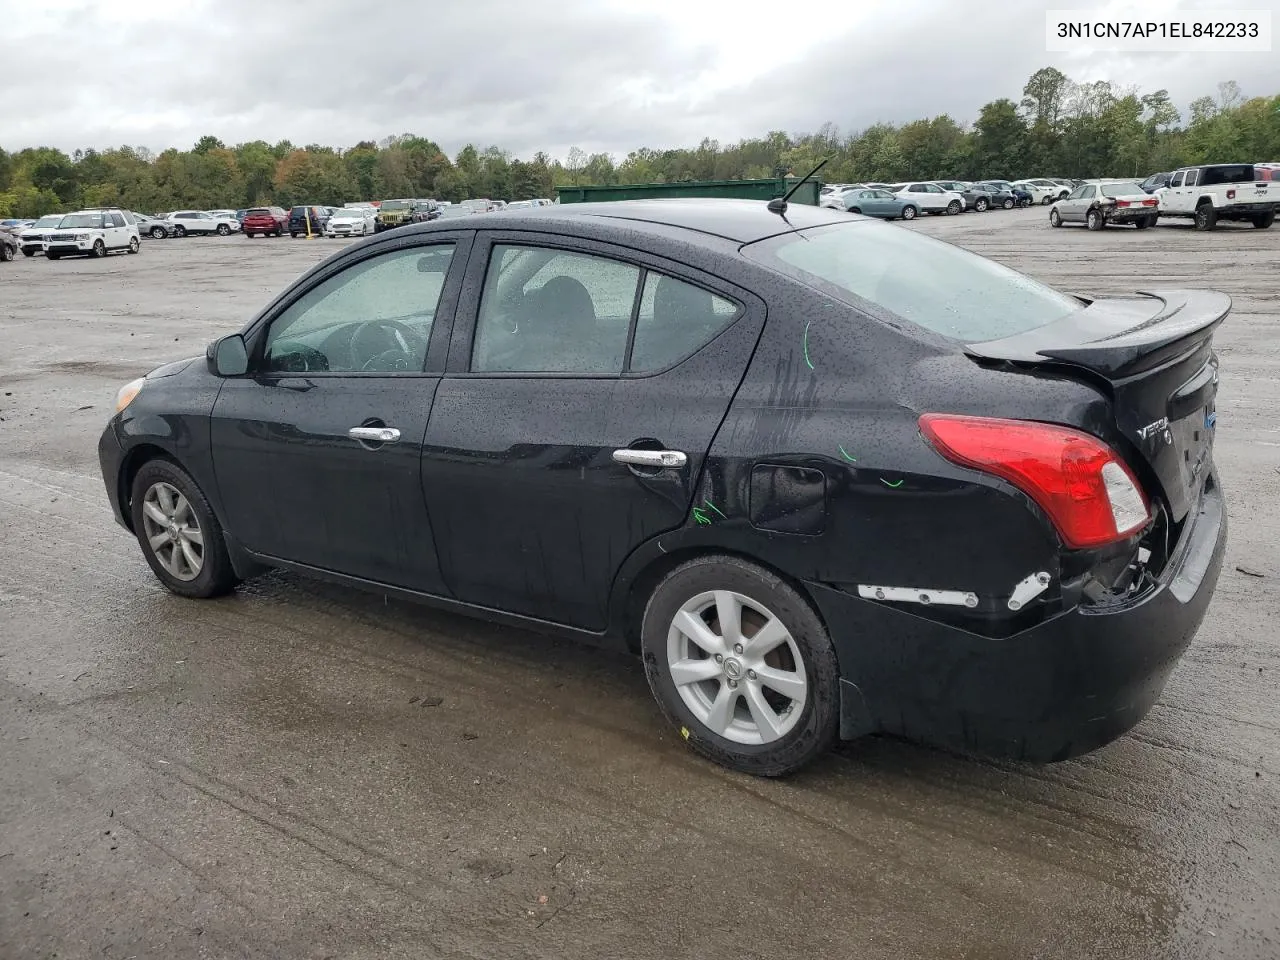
<box><xmin>98</xmin><ymin>200</ymin><xmax>1227</xmax><ymax>776</ymax></box>
<box><xmin>959</xmin><ymin>185</ymin><xmax>1018</xmax><ymax>211</ymax></box>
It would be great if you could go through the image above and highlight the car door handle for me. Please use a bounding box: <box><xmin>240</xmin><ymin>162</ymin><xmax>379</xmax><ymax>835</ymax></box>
<box><xmin>348</xmin><ymin>426</ymin><xmax>400</xmax><ymax>443</ymax></box>
<box><xmin>612</xmin><ymin>448</ymin><xmax>686</xmax><ymax>469</ymax></box>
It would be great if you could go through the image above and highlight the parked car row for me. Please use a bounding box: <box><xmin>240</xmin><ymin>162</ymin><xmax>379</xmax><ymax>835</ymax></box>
<box><xmin>1051</xmin><ymin>166</ymin><xmax>1275</xmax><ymax>231</ymax></box>
<box><xmin>819</xmin><ymin>180</ymin><xmax>1045</xmax><ymax>220</ymax></box>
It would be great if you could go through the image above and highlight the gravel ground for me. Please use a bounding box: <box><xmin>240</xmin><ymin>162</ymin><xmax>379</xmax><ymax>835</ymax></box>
<box><xmin>1</xmin><ymin>209</ymin><xmax>1278</xmax><ymax>960</ymax></box>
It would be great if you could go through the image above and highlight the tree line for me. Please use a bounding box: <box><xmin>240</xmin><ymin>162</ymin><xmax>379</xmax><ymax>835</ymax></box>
<box><xmin>2</xmin><ymin>68</ymin><xmax>1276</xmax><ymax>218</ymax></box>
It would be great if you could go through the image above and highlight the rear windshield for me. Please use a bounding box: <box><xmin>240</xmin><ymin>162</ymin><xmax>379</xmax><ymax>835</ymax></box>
<box><xmin>743</xmin><ymin>222</ymin><xmax>1080</xmax><ymax>342</ymax></box>
<box><xmin>1099</xmin><ymin>182</ymin><xmax>1146</xmax><ymax>197</ymax></box>
<box><xmin>1199</xmin><ymin>164</ymin><xmax>1257</xmax><ymax>185</ymax></box>
<box><xmin>247</xmin><ymin>208</ymin><xmax>271</xmax><ymax>216</ymax></box>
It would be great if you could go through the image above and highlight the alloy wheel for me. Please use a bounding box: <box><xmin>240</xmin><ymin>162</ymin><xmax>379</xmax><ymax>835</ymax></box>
<box><xmin>666</xmin><ymin>590</ymin><xmax>807</xmax><ymax>745</ymax></box>
<box><xmin>140</xmin><ymin>481</ymin><xmax>204</xmax><ymax>582</ymax></box>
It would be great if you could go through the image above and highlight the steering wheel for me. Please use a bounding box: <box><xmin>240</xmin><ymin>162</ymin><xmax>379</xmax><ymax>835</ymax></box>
<box><xmin>349</xmin><ymin>318</ymin><xmax>425</xmax><ymax>372</ymax></box>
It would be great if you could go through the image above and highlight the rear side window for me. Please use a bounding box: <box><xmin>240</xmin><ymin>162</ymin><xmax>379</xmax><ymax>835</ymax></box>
<box><xmin>631</xmin><ymin>274</ymin><xmax>739</xmax><ymax>373</ymax></box>
<box><xmin>743</xmin><ymin>222</ymin><xmax>1080</xmax><ymax>343</ymax></box>
<box><xmin>1200</xmin><ymin>164</ymin><xmax>1255</xmax><ymax>185</ymax></box>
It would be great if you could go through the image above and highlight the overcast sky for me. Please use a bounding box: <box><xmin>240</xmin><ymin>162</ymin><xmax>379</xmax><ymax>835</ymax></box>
<box><xmin>2</xmin><ymin>0</ymin><xmax>1276</xmax><ymax>159</ymax></box>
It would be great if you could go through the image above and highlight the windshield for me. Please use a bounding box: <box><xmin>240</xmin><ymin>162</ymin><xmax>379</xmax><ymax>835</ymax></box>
<box><xmin>743</xmin><ymin>222</ymin><xmax>1080</xmax><ymax>342</ymax></box>
<box><xmin>35</xmin><ymin>215</ymin><xmax>63</xmax><ymax>227</ymax></box>
<box><xmin>58</xmin><ymin>214</ymin><xmax>106</xmax><ymax>229</ymax></box>
<box><xmin>1099</xmin><ymin>182</ymin><xmax>1146</xmax><ymax>197</ymax></box>
<box><xmin>381</xmin><ymin>200</ymin><xmax>409</xmax><ymax>211</ymax></box>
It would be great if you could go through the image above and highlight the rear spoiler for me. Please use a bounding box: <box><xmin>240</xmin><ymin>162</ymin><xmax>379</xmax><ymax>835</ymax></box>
<box><xmin>965</xmin><ymin>289</ymin><xmax>1231</xmax><ymax>379</ymax></box>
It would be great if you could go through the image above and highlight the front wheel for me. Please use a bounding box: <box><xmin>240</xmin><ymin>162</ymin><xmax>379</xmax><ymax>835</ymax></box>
<box><xmin>642</xmin><ymin>556</ymin><xmax>840</xmax><ymax>776</ymax></box>
<box><xmin>91</xmin><ymin>239</ymin><xmax>107</xmax><ymax>258</ymax></box>
<box><xmin>216</xmin><ymin>223</ymin><xmax>231</xmax><ymax>236</ymax></box>
<box><xmin>130</xmin><ymin>460</ymin><xmax>239</xmax><ymax>599</ymax></box>
<box><xmin>1049</xmin><ymin>208</ymin><xmax>1063</xmax><ymax>227</ymax></box>
<box><xmin>1086</xmin><ymin>208</ymin><xmax>1105</xmax><ymax>230</ymax></box>
<box><xmin>946</xmin><ymin>199</ymin><xmax>961</xmax><ymax>215</ymax></box>
<box><xmin>900</xmin><ymin>205</ymin><xmax>917</xmax><ymax>220</ymax></box>
<box><xmin>1041</xmin><ymin>195</ymin><xmax>1053</xmax><ymax>205</ymax></box>
<box><xmin>1252</xmin><ymin>211</ymin><xmax>1275</xmax><ymax>229</ymax></box>
<box><xmin>127</xmin><ymin>236</ymin><xmax>140</xmax><ymax>253</ymax></box>
<box><xmin>150</xmin><ymin>226</ymin><xmax>166</xmax><ymax>239</ymax></box>
<box><xmin>22</xmin><ymin>249</ymin><xmax>35</xmax><ymax>257</ymax></box>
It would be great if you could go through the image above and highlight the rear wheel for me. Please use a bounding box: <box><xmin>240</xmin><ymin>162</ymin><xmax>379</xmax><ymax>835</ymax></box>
<box><xmin>946</xmin><ymin>199</ymin><xmax>961</xmax><ymax>215</ymax></box>
<box><xmin>900</xmin><ymin>205</ymin><xmax>917</xmax><ymax>220</ymax></box>
<box><xmin>1134</xmin><ymin>218</ymin><xmax>1149</xmax><ymax>230</ymax></box>
<box><xmin>1252</xmin><ymin>211</ymin><xmax>1275</xmax><ymax>229</ymax></box>
<box><xmin>216</xmin><ymin>223</ymin><xmax>231</xmax><ymax>236</ymax></box>
<box><xmin>1002</xmin><ymin>197</ymin><xmax>1015</xmax><ymax>210</ymax></box>
<box><xmin>0</xmin><ymin>244</ymin><xmax>13</xmax><ymax>262</ymax></box>
<box><xmin>130</xmin><ymin>460</ymin><xmax>238</xmax><ymax>599</ymax></box>
<box><xmin>1086</xmin><ymin>208</ymin><xmax>1105</xmax><ymax>231</ymax></box>
<box><xmin>974</xmin><ymin>198</ymin><xmax>989</xmax><ymax>212</ymax></box>
<box><xmin>173</xmin><ymin>225</ymin><xmax>186</xmax><ymax>238</ymax></box>
<box><xmin>91</xmin><ymin>239</ymin><xmax>107</xmax><ymax>257</ymax></box>
<box><xmin>244</xmin><ymin>231</ymin><xmax>255</xmax><ymax>238</ymax></box>
<box><xmin>848</xmin><ymin>207</ymin><xmax>862</xmax><ymax>215</ymax></box>
<box><xmin>127</xmin><ymin>236</ymin><xmax>140</xmax><ymax>253</ymax></box>
<box><xmin>1041</xmin><ymin>195</ymin><xmax>1053</xmax><ymax>205</ymax></box>
<box><xmin>1194</xmin><ymin>203</ymin><xmax>1217</xmax><ymax>231</ymax></box>
<box><xmin>46</xmin><ymin>252</ymin><xmax>61</xmax><ymax>260</ymax></box>
<box><xmin>642</xmin><ymin>555</ymin><xmax>840</xmax><ymax>777</ymax></box>
<box><xmin>150</xmin><ymin>226</ymin><xmax>166</xmax><ymax>239</ymax></box>
<box><xmin>290</xmin><ymin>231</ymin><xmax>297</xmax><ymax>238</ymax></box>
<box><xmin>22</xmin><ymin>249</ymin><xmax>35</xmax><ymax>257</ymax></box>
<box><xmin>1049</xmin><ymin>208</ymin><xmax>1063</xmax><ymax>227</ymax></box>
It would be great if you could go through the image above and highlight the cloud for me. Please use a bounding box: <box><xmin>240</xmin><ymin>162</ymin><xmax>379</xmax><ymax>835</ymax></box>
<box><xmin>1</xmin><ymin>0</ymin><xmax>1275</xmax><ymax>159</ymax></box>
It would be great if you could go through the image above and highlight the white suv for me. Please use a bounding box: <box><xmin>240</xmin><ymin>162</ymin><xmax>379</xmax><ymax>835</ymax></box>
<box><xmin>165</xmin><ymin>210</ymin><xmax>240</xmax><ymax>237</ymax></box>
<box><xmin>44</xmin><ymin>208</ymin><xmax>141</xmax><ymax>260</ymax></box>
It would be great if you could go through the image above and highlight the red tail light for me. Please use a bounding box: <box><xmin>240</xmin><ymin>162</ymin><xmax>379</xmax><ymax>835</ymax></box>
<box><xmin>1227</xmin><ymin>189</ymin><xmax>1236</xmax><ymax>200</ymax></box>
<box><xmin>1116</xmin><ymin>199</ymin><xmax>1131</xmax><ymax>207</ymax></box>
<box><xmin>918</xmin><ymin>415</ymin><xmax>1150</xmax><ymax>549</ymax></box>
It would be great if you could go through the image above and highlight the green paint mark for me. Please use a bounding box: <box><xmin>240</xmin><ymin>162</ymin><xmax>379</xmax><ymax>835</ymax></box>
<box><xmin>692</xmin><ymin>507</ymin><xmax>711</xmax><ymax>525</ymax></box>
<box><xmin>803</xmin><ymin>321</ymin><xmax>814</xmax><ymax>370</ymax></box>
<box><xmin>702</xmin><ymin>499</ymin><xmax>726</xmax><ymax>519</ymax></box>
<box><xmin>838</xmin><ymin>445</ymin><xmax>857</xmax><ymax>463</ymax></box>
<box><xmin>881</xmin><ymin>478</ymin><xmax>904</xmax><ymax>488</ymax></box>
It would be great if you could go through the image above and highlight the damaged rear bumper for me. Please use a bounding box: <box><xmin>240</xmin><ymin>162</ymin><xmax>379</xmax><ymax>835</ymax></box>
<box><xmin>811</xmin><ymin>472</ymin><xmax>1227</xmax><ymax>762</ymax></box>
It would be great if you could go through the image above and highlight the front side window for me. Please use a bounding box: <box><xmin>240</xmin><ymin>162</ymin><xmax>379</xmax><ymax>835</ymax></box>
<box><xmin>743</xmin><ymin>222</ymin><xmax>1080</xmax><ymax>343</ymax></box>
<box><xmin>263</xmin><ymin>244</ymin><xmax>455</xmax><ymax>373</ymax></box>
<box><xmin>472</xmin><ymin>245</ymin><xmax>639</xmax><ymax>374</ymax></box>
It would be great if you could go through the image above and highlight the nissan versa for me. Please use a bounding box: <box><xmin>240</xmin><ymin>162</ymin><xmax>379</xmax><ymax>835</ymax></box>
<box><xmin>98</xmin><ymin>199</ymin><xmax>1227</xmax><ymax>776</ymax></box>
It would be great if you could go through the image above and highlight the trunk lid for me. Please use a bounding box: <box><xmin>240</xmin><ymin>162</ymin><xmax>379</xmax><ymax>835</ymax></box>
<box><xmin>964</xmin><ymin>289</ymin><xmax>1228</xmax><ymax>522</ymax></box>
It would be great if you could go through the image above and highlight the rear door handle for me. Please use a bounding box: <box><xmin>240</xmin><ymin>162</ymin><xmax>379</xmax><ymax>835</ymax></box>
<box><xmin>612</xmin><ymin>448</ymin><xmax>686</xmax><ymax>469</ymax></box>
<box><xmin>348</xmin><ymin>426</ymin><xmax>400</xmax><ymax>443</ymax></box>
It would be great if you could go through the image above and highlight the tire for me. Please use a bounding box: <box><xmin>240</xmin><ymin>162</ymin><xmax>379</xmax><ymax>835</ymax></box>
<box><xmin>1194</xmin><ymin>203</ymin><xmax>1217</xmax><ymax>231</ymax></box>
<box><xmin>22</xmin><ymin>249</ymin><xmax>35</xmax><ymax>257</ymax></box>
<box><xmin>129</xmin><ymin>460</ymin><xmax>238</xmax><ymax>599</ymax></box>
<box><xmin>91</xmin><ymin>239</ymin><xmax>107</xmax><ymax>258</ymax></box>
<box><xmin>216</xmin><ymin>223</ymin><xmax>231</xmax><ymax>236</ymax></box>
<box><xmin>1086</xmin><ymin>208</ymin><xmax>1105</xmax><ymax>231</ymax></box>
<box><xmin>641</xmin><ymin>555</ymin><xmax>841</xmax><ymax>777</ymax></box>
<box><xmin>1134</xmin><ymin>218</ymin><xmax>1149</xmax><ymax>230</ymax></box>
<box><xmin>150</xmin><ymin>226</ymin><xmax>166</xmax><ymax>239</ymax></box>
<box><xmin>900</xmin><ymin>205</ymin><xmax>917</xmax><ymax>220</ymax></box>
<box><xmin>173</xmin><ymin>225</ymin><xmax>186</xmax><ymax>238</ymax></box>
<box><xmin>290</xmin><ymin>231</ymin><xmax>297</xmax><ymax>238</ymax></box>
<box><xmin>46</xmin><ymin>252</ymin><xmax>61</xmax><ymax>260</ymax></box>
<box><xmin>127</xmin><ymin>236</ymin><xmax>140</xmax><ymax>253</ymax></box>
<box><xmin>1147</xmin><ymin>214</ymin><xmax>1159</xmax><ymax>228</ymax></box>
<box><xmin>1050</xmin><ymin>208</ymin><xmax>1063</xmax><ymax>227</ymax></box>
<box><xmin>848</xmin><ymin>207</ymin><xmax>862</xmax><ymax>215</ymax></box>
<box><xmin>0</xmin><ymin>244</ymin><xmax>13</xmax><ymax>262</ymax></box>
<box><xmin>1253</xmin><ymin>211</ymin><xmax>1275</xmax><ymax>229</ymax></box>
<box><xmin>946</xmin><ymin>199</ymin><xmax>961</xmax><ymax>215</ymax></box>
<box><xmin>1041</xmin><ymin>195</ymin><xmax>1053</xmax><ymax>205</ymax></box>
<box><xmin>974</xmin><ymin>198</ymin><xmax>989</xmax><ymax>212</ymax></box>
<box><xmin>244</xmin><ymin>231</ymin><xmax>255</xmax><ymax>239</ymax></box>
<box><xmin>1002</xmin><ymin>197</ymin><xmax>1015</xmax><ymax>210</ymax></box>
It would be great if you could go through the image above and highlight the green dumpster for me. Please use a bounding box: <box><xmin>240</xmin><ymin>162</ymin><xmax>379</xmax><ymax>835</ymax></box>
<box><xmin>555</xmin><ymin>177</ymin><xmax>823</xmax><ymax>206</ymax></box>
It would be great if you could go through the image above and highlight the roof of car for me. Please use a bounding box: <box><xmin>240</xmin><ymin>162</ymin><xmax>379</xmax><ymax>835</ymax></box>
<box><xmin>403</xmin><ymin>198</ymin><xmax>853</xmax><ymax>244</ymax></box>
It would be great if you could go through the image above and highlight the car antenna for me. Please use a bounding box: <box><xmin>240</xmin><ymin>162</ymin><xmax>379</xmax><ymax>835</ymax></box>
<box><xmin>768</xmin><ymin>157</ymin><xmax>831</xmax><ymax>215</ymax></box>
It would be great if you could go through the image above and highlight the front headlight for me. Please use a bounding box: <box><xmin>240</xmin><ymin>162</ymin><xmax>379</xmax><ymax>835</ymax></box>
<box><xmin>76</xmin><ymin>233</ymin><xmax>90</xmax><ymax>241</ymax></box>
<box><xmin>115</xmin><ymin>377</ymin><xmax>145</xmax><ymax>413</ymax></box>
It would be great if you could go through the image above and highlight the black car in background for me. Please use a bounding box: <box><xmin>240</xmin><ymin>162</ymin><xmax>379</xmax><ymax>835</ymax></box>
<box><xmin>1140</xmin><ymin>172</ymin><xmax>1173</xmax><ymax>194</ymax></box>
<box><xmin>959</xmin><ymin>184</ymin><xmax>1017</xmax><ymax>211</ymax></box>
<box><xmin>98</xmin><ymin>200</ymin><xmax>1227</xmax><ymax>777</ymax></box>
<box><xmin>287</xmin><ymin>205</ymin><xmax>331</xmax><ymax>237</ymax></box>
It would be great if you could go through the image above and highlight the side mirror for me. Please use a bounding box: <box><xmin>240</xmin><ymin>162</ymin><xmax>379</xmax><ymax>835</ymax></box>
<box><xmin>207</xmin><ymin>334</ymin><xmax>248</xmax><ymax>376</ymax></box>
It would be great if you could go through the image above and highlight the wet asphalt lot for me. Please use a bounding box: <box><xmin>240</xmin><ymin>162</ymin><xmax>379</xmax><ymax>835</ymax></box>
<box><xmin>1</xmin><ymin>210</ymin><xmax>1278</xmax><ymax>960</ymax></box>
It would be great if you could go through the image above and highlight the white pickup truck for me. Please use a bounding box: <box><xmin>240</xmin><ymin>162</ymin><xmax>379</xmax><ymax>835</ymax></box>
<box><xmin>1157</xmin><ymin>164</ymin><xmax>1275</xmax><ymax>230</ymax></box>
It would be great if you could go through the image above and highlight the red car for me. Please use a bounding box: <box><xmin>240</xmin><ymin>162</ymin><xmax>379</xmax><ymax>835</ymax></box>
<box><xmin>241</xmin><ymin>206</ymin><xmax>288</xmax><ymax>238</ymax></box>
